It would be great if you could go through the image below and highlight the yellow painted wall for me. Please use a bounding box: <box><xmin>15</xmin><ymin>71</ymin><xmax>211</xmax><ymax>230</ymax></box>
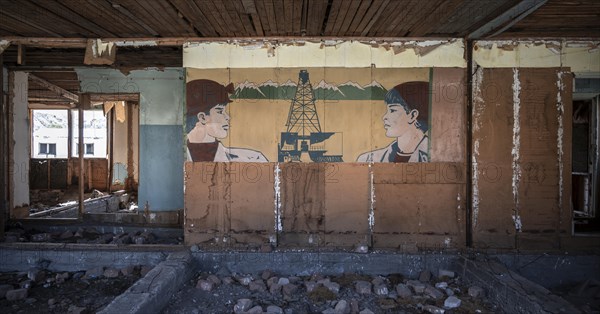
<box><xmin>186</xmin><ymin>67</ymin><xmax>451</xmax><ymax>162</ymax></box>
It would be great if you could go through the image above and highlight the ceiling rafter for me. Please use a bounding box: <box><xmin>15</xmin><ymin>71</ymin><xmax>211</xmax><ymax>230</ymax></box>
<box><xmin>28</xmin><ymin>73</ymin><xmax>79</xmax><ymax>102</ymax></box>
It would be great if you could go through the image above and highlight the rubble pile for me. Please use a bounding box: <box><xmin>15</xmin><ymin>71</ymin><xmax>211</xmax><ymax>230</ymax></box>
<box><xmin>0</xmin><ymin>266</ymin><xmax>148</xmax><ymax>313</ymax></box>
<box><xmin>2</xmin><ymin>227</ymin><xmax>182</xmax><ymax>245</ymax></box>
<box><xmin>164</xmin><ymin>269</ymin><xmax>497</xmax><ymax>314</ymax></box>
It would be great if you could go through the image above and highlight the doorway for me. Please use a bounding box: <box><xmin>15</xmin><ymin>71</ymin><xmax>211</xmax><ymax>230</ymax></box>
<box><xmin>572</xmin><ymin>95</ymin><xmax>600</xmax><ymax>234</ymax></box>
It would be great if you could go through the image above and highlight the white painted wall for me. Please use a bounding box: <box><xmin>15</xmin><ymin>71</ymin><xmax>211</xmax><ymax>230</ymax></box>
<box><xmin>183</xmin><ymin>39</ymin><xmax>467</xmax><ymax>69</ymax></box>
<box><xmin>473</xmin><ymin>40</ymin><xmax>600</xmax><ymax>74</ymax></box>
<box><xmin>11</xmin><ymin>72</ymin><xmax>29</xmax><ymax>207</ymax></box>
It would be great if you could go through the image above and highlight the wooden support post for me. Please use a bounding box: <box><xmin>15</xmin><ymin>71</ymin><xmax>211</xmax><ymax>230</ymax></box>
<box><xmin>78</xmin><ymin>94</ymin><xmax>86</xmax><ymax>218</ymax></box>
<box><xmin>126</xmin><ymin>102</ymin><xmax>134</xmax><ymax>191</ymax></box>
<box><xmin>87</xmin><ymin>160</ymin><xmax>92</xmax><ymax>191</ymax></box>
<box><xmin>67</xmin><ymin>109</ymin><xmax>72</xmax><ymax>186</ymax></box>
<box><xmin>108</xmin><ymin>108</ymin><xmax>114</xmax><ymax>192</ymax></box>
<box><xmin>0</xmin><ymin>54</ymin><xmax>4</xmax><ymax>240</ymax></box>
<box><xmin>47</xmin><ymin>159</ymin><xmax>51</xmax><ymax>190</ymax></box>
<box><xmin>17</xmin><ymin>45</ymin><xmax>25</xmax><ymax>65</ymax></box>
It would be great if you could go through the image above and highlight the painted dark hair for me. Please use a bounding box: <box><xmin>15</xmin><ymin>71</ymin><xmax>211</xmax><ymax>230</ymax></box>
<box><xmin>384</xmin><ymin>81</ymin><xmax>429</xmax><ymax>132</ymax></box>
<box><xmin>186</xmin><ymin>79</ymin><xmax>234</xmax><ymax>132</ymax></box>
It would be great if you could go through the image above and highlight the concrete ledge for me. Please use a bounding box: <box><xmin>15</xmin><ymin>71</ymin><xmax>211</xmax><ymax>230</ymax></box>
<box><xmin>193</xmin><ymin>251</ymin><xmax>461</xmax><ymax>276</ymax></box>
<box><xmin>456</xmin><ymin>257</ymin><xmax>581</xmax><ymax>314</ymax></box>
<box><xmin>0</xmin><ymin>244</ymin><xmax>182</xmax><ymax>272</ymax></box>
<box><xmin>98</xmin><ymin>251</ymin><xmax>195</xmax><ymax>314</ymax></box>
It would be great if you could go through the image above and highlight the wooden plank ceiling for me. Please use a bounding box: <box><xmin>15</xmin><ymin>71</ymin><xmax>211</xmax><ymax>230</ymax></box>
<box><xmin>2</xmin><ymin>0</ymin><xmax>597</xmax><ymax>39</ymax></box>
<box><xmin>1</xmin><ymin>0</ymin><xmax>599</xmax><ymax>105</ymax></box>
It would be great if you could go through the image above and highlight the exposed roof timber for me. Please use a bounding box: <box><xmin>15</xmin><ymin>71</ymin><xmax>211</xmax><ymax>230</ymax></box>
<box><xmin>0</xmin><ymin>11</ymin><xmax>63</xmax><ymax>37</ymax></box>
<box><xmin>109</xmin><ymin>1</ymin><xmax>160</xmax><ymax>36</ymax></box>
<box><xmin>468</xmin><ymin>0</ymin><xmax>548</xmax><ymax>39</ymax></box>
<box><xmin>28</xmin><ymin>73</ymin><xmax>79</xmax><ymax>102</ymax></box>
<box><xmin>31</xmin><ymin>1</ymin><xmax>119</xmax><ymax>38</ymax></box>
<box><xmin>89</xmin><ymin>93</ymin><xmax>140</xmax><ymax>102</ymax></box>
<box><xmin>2</xmin><ymin>36</ymin><xmax>462</xmax><ymax>48</ymax></box>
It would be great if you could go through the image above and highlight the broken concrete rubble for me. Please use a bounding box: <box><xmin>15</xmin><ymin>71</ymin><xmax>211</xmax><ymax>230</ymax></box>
<box><xmin>163</xmin><ymin>268</ymin><xmax>499</xmax><ymax>314</ymax></box>
<box><xmin>0</xmin><ymin>267</ymin><xmax>142</xmax><ymax>313</ymax></box>
<box><xmin>444</xmin><ymin>295</ymin><xmax>462</xmax><ymax>308</ymax></box>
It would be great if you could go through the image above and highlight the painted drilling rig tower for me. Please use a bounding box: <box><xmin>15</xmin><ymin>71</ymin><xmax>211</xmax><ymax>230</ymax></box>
<box><xmin>278</xmin><ymin>70</ymin><xmax>343</xmax><ymax>162</ymax></box>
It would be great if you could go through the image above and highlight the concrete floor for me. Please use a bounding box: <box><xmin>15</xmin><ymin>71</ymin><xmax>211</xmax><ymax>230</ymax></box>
<box><xmin>1</xmin><ymin>243</ymin><xmax>598</xmax><ymax>313</ymax></box>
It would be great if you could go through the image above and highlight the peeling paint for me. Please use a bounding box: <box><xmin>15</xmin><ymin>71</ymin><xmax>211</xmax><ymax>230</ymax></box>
<box><xmin>472</xmin><ymin>66</ymin><xmax>484</xmax><ymax>131</ymax></box>
<box><xmin>473</xmin><ymin>40</ymin><xmax>600</xmax><ymax>72</ymax></box>
<box><xmin>556</xmin><ymin>72</ymin><xmax>565</xmax><ymax>218</ymax></box>
<box><xmin>274</xmin><ymin>163</ymin><xmax>282</xmax><ymax>233</ymax></box>
<box><xmin>0</xmin><ymin>39</ymin><xmax>10</xmax><ymax>54</ymax></box>
<box><xmin>512</xmin><ymin>215</ymin><xmax>522</xmax><ymax>232</ymax></box>
<box><xmin>444</xmin><ymin>237</ymin><xmax>451</xmax><ymax>247</ymax></box>
<box><xmin>113</xmin><ymin>40</ymin><xmax>158</xmax><ymax>47</ymax></box>
<box><xmin>368</xmin><ymin>163</ymin><xmax>375</xmax><ymax>232</ymax></box>
<box><xmin>564</xmin><ymin>41</ymin><xmax>600</xmax><ymax>50</ymax></box>
<box><xmin>90</xmin><ymin>39</ymin><xmax>114</xmax><ymax>58</ymax></box>
<box><xmin>472</xmin><ymin>140</ymin><xmax>480</xmax><ymax>228</ymax></box>
<box><xmin>512</xmin><ymin>68</ymin><xmax>522</xmax><ymax>232</ymax></box>
<box><xmin>184</xmin><ymin>39</ymin><xmax>466</xmax><ymax>68</ymax></box>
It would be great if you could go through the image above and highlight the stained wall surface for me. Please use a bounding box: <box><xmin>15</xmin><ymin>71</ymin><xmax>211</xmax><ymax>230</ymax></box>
<box><xmin>472</xmin><ymin>39</ymin><xmax>600</xmax><ymax>250</ymax></box>
<box><xmin>183</xmin><ymin>40</ymin><xmax>599</xmax><ymax>250</ymax></box>
<box><xmin>183</xmin><ymin>41</ymin><xmax>468</xmax><ymax>248</ymax></box>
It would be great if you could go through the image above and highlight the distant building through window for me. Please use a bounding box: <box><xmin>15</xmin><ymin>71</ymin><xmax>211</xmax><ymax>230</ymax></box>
<box><xmin>85</xmin><ymin>143</ymin><xmax>94</xmax><ymax>155</ymax></box>
<box><xmin>31</xmin><ymin>109</ymin><xmax>68</xmax><ymax>158</ymax></box>
<box><xmin>39</xmin><ymin>143</ymin><xmax>56</xmax><ymax>156</ymax></box>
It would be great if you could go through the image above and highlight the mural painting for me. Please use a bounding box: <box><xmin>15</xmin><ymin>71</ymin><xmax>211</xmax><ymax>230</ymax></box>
<box><xmin>186</xmin><ymin>79</ymin><xmax>268</xmax><ymax>162</ymax></box>
<box><xmin>185</xmin><ymin>68</ymin><xmax>432</xmax><ymax>163</ymax></box>
<box><xmin>357</xmin><ymin>82</ymin><xmax>430</xmax><ymax>162</ymax></box>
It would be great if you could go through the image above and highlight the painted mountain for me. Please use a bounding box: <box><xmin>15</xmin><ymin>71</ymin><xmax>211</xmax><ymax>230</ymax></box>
<box><xmin>232</xmin><ymin>79</ymin><xmax>387</xmax><ymax>100</ymax></box>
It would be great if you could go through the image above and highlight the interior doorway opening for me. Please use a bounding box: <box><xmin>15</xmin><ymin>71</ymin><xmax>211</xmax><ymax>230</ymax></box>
<box><xmin>572</xmin><ymin>94</ymin><xmax>600</xmax><ymax>234</ymax></box>
<box><xmin>26</xmin><ymin>87</ymin><xmax>140</xmax><ymax>219</ymax></box>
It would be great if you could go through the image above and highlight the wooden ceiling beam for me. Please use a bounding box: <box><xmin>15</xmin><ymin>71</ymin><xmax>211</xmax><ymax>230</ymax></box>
<box><xmin>409</xmin><ymin>0</ymin><xmax>465</xmax><ymax>36</ymax></box>
<box><xmin>347</xmin><ymin>0</ymin><xmax>373</xmax><ymax>36</ymax></box>
<box><xmin>0</xmin><ymin>11</ymin><xmax>63</xmax><ymax>38</ymax></box>
<box><xmin>241</xmin><ymin>0</ymin><xmax>264</xmax><ymax>36</ymax></box>
<box><xmin>168</xmin><ymin>0</ymin><xmax>218</xmax><ymax>37</ymax></box>
<box><xmin>33</xmin><ymin>0</ymin><xmax>119</xmax><ymax>37</ymax></box>
<box><xmin>337</xmin><ymin>0</ymin><xmax>361</xmax><ymax>36</ymax></box>
<box><xmin>235</xmin><ymin>0</ymin><xmax>261</xmax><ymax>36</ymax></box>
<box><xmin>1</xmin><ymin>36</ymin><xmax>517</xmax><ymax>50</ymax></box>
<box><xmin>28</xmin><ymin>74</ymin><xmax>79</xmax><ymax>102</ymax></box>
<box><xmin>360</xmin><ymin>0</ymin><xmax>389</xmax><ymax>36</ymax></box>
<box><xmin>109</xmin><ymin>1</ymin><xmax>160</xmax><ymax>36</ymax></box>
<box><xmin>468</xmin><ymin>0</ymin><xmax>548</xmax><ymax>39</ymax></box>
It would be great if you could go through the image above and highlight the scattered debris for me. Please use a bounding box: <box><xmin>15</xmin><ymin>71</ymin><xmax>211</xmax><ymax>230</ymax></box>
<box><xmin>163</xmin><ymin>269</ymin><xmax>498</xmax><ymax>313</ymax></box>
<box><xmin>0</xmin><ymin>268</ymin><xmax>142</xmax><ymax>313</ymax></box>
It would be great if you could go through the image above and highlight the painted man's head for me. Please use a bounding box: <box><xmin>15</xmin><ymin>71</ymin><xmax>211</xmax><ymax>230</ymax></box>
<box><xmin>186</xmin><ymin>79</ymin><xmax>235</xmax><ymax>143</ymax></box>
<box><xmin>382</xmin><ymin>81</ymin><xmax>429</xmax><ymax>138</ymax></box>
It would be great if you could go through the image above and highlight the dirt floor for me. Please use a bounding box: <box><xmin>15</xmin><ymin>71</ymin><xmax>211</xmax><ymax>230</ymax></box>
<box><xmin>163</xmin><ymin>270</ymin><xmax>499</xmax><ymax>314</ymax></box>
<box><xmin>0</xmin><ymin>267</ymin><xmax>144</xmax><ymax>314</ymax></box>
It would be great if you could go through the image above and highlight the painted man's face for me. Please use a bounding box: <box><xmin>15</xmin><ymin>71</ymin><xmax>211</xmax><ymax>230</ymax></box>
<box><xmin>382</xmin><ymin>104</ymin><xmax>417</xmax><ymax>138</ymax></box>
<box><xmin>201</xmin><ymin>104</ymin><xmax>230</xmax><ymax>139</ymax></box>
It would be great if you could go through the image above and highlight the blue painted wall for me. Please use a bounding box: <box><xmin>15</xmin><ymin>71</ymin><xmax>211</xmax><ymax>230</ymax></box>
<box><xmin>76</xmin><ymin>68</ymin><xmax>184</xmax><ymax>211</ymax></box>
